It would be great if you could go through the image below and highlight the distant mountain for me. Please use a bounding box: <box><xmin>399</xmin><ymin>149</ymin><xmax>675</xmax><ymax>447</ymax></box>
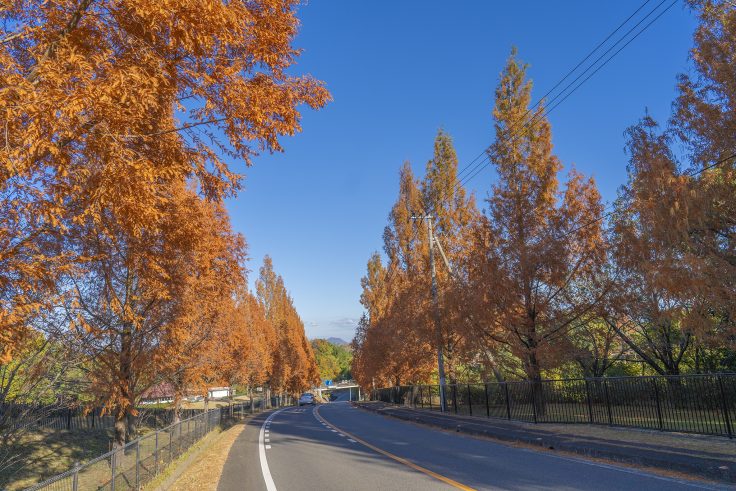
<box><xmin>326</xmin><ymin>337</ymin><xmax>349</xmax><ymax>346</ymax></box>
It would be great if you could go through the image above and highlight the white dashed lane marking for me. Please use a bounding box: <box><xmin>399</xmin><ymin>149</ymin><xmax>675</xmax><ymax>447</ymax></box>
<box><xmin>259</xmin><ymin>408</ymin><xmax>286</xmax><ymax>491</ymax></box>
<box><xmin>312</xmin><ymin>406</ymin><xmax>355</xmax><ymax>442</ymax></box>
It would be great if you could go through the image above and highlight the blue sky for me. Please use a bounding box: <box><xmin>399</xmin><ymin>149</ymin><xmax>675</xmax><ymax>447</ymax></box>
<box><xmin>225</xmin><ymin>1</ymin><xmax>698</xmax><ymax>342</ymax></box>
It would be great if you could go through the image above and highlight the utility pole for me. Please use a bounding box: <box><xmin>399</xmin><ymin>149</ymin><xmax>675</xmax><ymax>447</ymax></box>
<box><xmin>411</xmin><ymin>215</ymin><xmax>447</xmax><ymax>412</ymax></box>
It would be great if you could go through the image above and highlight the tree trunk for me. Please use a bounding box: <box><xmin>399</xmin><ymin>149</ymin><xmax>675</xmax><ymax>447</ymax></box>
<box><xmin>526</xmin><ymin>350</ymin><xmax>546</xmax><ymax>418</ymax></box>
<box><xmin>173</xmin><ymin>393</ymin><xmax>183</xmax><ymax>424</ymax></box>
<box><xmin>117</xmin><ymin>322</ymin><xmax>136</xmax><ymax>444</ymax></box>
<box><xmin>113</xmin><ymin>407</ymin><xmax>127</xmax><ymax>450</ymax></box>
<box><xmin>125</xmin><ymin>409</ymin><xmax>137</xmax><ymax>442</ymax></box>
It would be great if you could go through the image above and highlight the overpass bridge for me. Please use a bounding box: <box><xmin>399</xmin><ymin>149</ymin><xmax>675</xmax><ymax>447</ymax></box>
<box><xmin>316</xmin><ymin>382</ymin><xmax>362</xmax><ymax>402</ymax></box>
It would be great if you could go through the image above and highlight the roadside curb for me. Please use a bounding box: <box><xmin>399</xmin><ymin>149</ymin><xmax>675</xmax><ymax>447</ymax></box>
<box><xmin>354</xmin><ymin>402</ymin><xmax>736</xmax><ymax>484</ymax></box>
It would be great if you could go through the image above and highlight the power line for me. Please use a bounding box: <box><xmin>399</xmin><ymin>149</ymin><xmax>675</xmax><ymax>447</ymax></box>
<box><xmin>456</xmin><ymin>0</ymin><xmax>656</xmax><ymax>182</ymax></box>
<box><xmin>454</xmin><ymin>0</ymin><xmax>678</xmax><ymax>191</ymax></box>
<box><xmin>413</xmin><ymin>0</ymin><xmax>695</xmax><ymax>264</ymax></box>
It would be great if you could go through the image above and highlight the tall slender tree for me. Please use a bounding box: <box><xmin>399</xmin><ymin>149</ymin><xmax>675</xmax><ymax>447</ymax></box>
<box><xmin>468</xmin><ymin>51</ymin><xmax>606</xmax><ymax>387</ymax></box>
<box><xmin>256</xmin><ymin>256</ymin><xmax>319</xmax><ymax>398</ymax></box>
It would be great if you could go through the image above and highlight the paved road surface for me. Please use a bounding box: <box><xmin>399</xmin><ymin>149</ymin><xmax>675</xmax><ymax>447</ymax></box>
<box><xmin>217</xmin><ymin>402</ymin><xmax>723</xmax><ymax>491</ymax></box>
<box><xmin>329</xmin><ymin>388</ymin><xmax>356</xmax><ymax>402</ymax></box>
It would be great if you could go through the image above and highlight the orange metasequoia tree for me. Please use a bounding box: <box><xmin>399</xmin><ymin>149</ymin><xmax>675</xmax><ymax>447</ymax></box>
<box><xmin>353</xmin><ymin>131</ymin><xmax>483</xmax><ymax>389</ymax></box>
<box><xmin>354</xmin><ymin>162</ymin><xmax>437</xmax><ymax>388</ymax></box>
<box><xmin>156</xmin><ymin>197</ymin><xmax>247</xmax><ymax>422</ymax></box>
<box><xmin>225</xmin><ymin>291</ymin><xmax>276</xmax><ymax>412</ymax></box>
<box><xmin>1</xmin><ymin>0</ymin><xmax>330</xmax><ymax>223</ymax></box>
<box><xmin>256</xmin><ymin>256</ymin><xmax>319</xmax><ymax>401</ymax></box>
<box><xmin>605</xmin><ymin>1</ymin><xmax>736</xmax><ymax>373</ymax></box>
<box><xmin>65</xmin><ymin>183</ymin><xmax>247</xmax><ymax>447</ymax></box>
<box><xmin>420</xmin><ymin>130</ymin><xmax>482</xmax><ymax>383</ymax></box>
<box><xmin>1</xmin><ymin>0</ymin><xmax>329</xmax><ymax>375</ymax></box>
<box><xmin>668</xmin><ymin>0</ymin><xmax>735</xmax><ymax>355</ymax></box>
<box><xmin>466</xmin><ymin>51</ymin><xmax>607</xmax><ymax>388</ymax></box>
<box><xmin>605</xmin><ymin>116</ymin><xmax>696</xmax><ymax>376</ymax></box>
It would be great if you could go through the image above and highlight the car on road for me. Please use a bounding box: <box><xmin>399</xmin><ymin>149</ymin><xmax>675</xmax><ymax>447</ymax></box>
<box><xmin>298</xmin><ymin>393</ymin><xmax>315</xmax><ymax>406</ymax></box>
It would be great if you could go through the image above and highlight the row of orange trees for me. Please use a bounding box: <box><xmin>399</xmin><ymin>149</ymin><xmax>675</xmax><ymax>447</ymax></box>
<box><xmin>0</xmin><ymin>0</ymin><xmax>326</xmax><ymax>451</ymax></box>
<box><xmin>353</xmin><ymin>1</ymin><xmax>735</xmax><ymax>389</ymax></box>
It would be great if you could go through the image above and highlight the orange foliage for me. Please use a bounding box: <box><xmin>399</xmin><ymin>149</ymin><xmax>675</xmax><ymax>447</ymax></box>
<box><xmin>2</xmin><ymin>0</ymin><xmax>329</xmax><ymax>226</ymax></box>
<box><xmin>354</xmin><ymin>54</ymin><xmax>607</xmax><ymax>387</ymax></box>
<box><xmin>353</xmin><ymin>132</ymin><xmax>480</xmax><ymax>388</ymax></box>
<box><xmin>1</xmin><ymin>0</ymin><xmax>327</xmax><ymax>443</ymax></box>
<box><xmin>256</xmin><ymin>256</ymin><xmax>320</xmax><ymax>395</ymax></box>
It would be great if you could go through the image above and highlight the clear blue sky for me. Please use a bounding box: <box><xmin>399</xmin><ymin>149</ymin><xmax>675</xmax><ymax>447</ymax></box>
<box><xmin>225</xmin><ymin>1</ymin><xmax>697</xmax><ymax>342</ymax></box>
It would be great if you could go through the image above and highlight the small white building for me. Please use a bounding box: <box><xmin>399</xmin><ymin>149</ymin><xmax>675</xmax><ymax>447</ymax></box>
<box><xmin>207</xmin><ymin>387</ymin><xmax>232</xmax><ymax>399</ymax></box>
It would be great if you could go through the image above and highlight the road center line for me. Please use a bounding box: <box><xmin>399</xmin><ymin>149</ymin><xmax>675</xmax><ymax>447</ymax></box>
<box><xmin>314</xmin><ymin>405</ymin><xmax>477</xmax><ymax>491</ymax></box>
<box><xmin>259</xmin><ymin>408</ymin><xmax>286</xmax><ymax>491</ymax></box>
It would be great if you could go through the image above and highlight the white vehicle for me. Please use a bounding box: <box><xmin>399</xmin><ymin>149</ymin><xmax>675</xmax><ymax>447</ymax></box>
<box><xmin>298</xmin><ymin>393</ymin><xmax>315</xmax><ymax>406</ymax></box>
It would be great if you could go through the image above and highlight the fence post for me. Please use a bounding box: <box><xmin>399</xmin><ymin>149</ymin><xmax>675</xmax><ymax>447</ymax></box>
<box><xmin>169</xmin><ymin>426</ymin><xmax>173</xmax><ymax>463</ymax></box>
<box><xmin>154</xmin><ymin>430</ymin><xmax>159</xmax><ymax>475</ymax></box>
<box><xmin>718</xmin><ymin>375</ymin><xmax>733</xmax><ymax>439</ymax></box>
<box><xmin>135</xmin><ymin>439</ymin><xmax>140</xmax><ymax>490</ymax></box>
<box><xmin>72</xmin><ymin>462</ymin><xmax>80</xmax><ymax>491</ymax></box>
<box><xmin>603</xmin><ymin>379</ymin><xmax>613</xmax><ymax>425</ymax></box>
<box><xmin>484</xmin><ymin>383</ymin><xmax>490</xmax><ymax>418</ymax></box>
<box><xmin>452</xmin><ymin>385</ymin><xmax>458</xmax><ymax>414</ymax></box>
<box><xmin>530</xmin><ymin>382</ymin><xmax>538</xmax><ymax>424</ymax></box>
<box><xmin>467</xmin><ymin>385</ymin><xmax>473</xmax><ymax>416</ymax></box>
<box><xmin>585</xmin><ymin>379</ymin><xmax>593</xmax><ymax>424</ymax></box>
<box><xmin>419</xmin><ymin>386</ymin><xmax>424</xmax><ymax>409</ymax></box>
<box><xmin>111</xmin><ymin>449</ymin><xmax>116</xmax><ymax>491</ymax></box>
<box><xmin>652</xmin><ymin>379</ymin><xmax>663</xmax><ymax>431</ymax></box>
<box><xmin>504</xmin><ymin>382</ymin><xmax>511</xmax><ymax>420</ymax></box>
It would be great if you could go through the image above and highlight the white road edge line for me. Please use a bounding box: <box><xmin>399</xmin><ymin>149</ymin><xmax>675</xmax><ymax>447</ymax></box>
<box><xmin>259</xmin><ymin>408</ymin><xmax>286</xmax><ymax>491</ymax></box>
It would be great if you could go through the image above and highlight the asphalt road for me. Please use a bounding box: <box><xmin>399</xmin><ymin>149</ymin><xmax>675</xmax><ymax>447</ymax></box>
<box><xmin>217</xmin><ymin>402</ymin><xmax>723</xmax><ymax>491</ymax></box>
<box><xmin>329</xmin><ymin>388</ymin><xmax>357</xmax><ymax>402</ymax></box>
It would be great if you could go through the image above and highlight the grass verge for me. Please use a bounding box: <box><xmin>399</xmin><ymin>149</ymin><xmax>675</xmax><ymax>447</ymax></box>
<box><xmin>143</xmin><ymin>425</ymin><xmax>226</xmax><ymax>491</ymax></box>
<box><xmin>161</xmin><ymin>423</ymin><xmax>245</xmax><ymax>491</ymax></box>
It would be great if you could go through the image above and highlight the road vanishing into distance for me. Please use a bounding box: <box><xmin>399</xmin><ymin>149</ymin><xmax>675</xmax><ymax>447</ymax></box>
<box><xmin>217</xmin><ymin>402</ymin><xmax>722</xmax><ymax>491</ymax></box>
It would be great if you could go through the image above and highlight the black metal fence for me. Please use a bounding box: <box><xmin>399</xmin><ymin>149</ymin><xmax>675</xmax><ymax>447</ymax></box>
<box><xmin>23</xmin><ymin>397</ymin><xmax>292</xmax><ymax>491</ymax></box>
<box><xmin>4</xmin><ymin>404</ymin><xmax>204</xmax><ymax>432</ymax></box>
<box><xmin>372</xmin><ymin>373</ymin><xmax>736</xmax><ymax>438</ymax></box>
